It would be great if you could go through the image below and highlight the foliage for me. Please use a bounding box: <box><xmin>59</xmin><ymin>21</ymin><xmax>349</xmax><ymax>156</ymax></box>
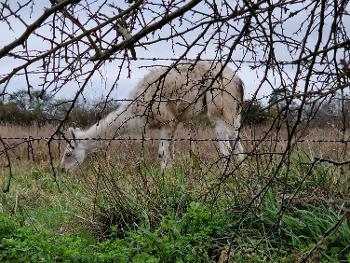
<box><xmin>0</xmin><ymin>103</ymin><xmax>42</xmax><ymax>125</ymax></box>
<box><xmin>242</xmin><ymin>99</ymin><xmax>271</xmax><ymax>126</ymax></box>
<box><xmin>0</xmin><ymin>90</ymin><xmax>119</xmax><ymax>126</ymax></box>
<box><xmin>1</xmin><ymin>187</ymin><xmax>349</xmax><ymax>262</ymax></box>
<box><xmin>262</xmin><ymin>190</ymin><xmax>350</xmax><ymax>261</ymax></box>
<box><xmin>0</xmin><ymin>202</ymin><xmax>229</xmax><ymax>262</ymax></box>
<box><xmin>1</xmin><ymin>142</ymin><xmax>350</xmax><ymax>262</ymax></box>
<box><xmin>0</xmin><ymin>213</ymin><xmax>95</xmax><ymax>262</ymax></box>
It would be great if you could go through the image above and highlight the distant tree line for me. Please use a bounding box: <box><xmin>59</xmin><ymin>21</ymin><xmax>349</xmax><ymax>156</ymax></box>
<box><xmin>1</xmin><ymin>89</ymin><xmax>349</xmax><ymax>129</ymax></box>
<box><xmin>0</xmin><ymin>90</ymin><xmax>119</xmax><ymax>127</ymax></box>
<box><xmin>242</xmin><ymin>91</ymin><xmax>350</xmax><ymax>129</ymax></box>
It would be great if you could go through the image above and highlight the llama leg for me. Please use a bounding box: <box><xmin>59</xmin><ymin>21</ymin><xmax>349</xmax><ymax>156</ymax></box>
<box><xmin>159</xmin><ymin>127</ymin><xmax>175</xmax><ymax>170</ymax></box>
<box><xmin>214</xmin><ymin>119</ymin><xmax>232</xmax><ymax>157</ymax></box>
<box><xmin>169</xmin><ymin>138</ymin><xmax>176</xmax><ymax>159</ymax></box>
<box><xmin>231</xmin><ymin>114</ymin><xmax>245</xmax><ymax>161</ymax></box>
<box><xmin>230</xmin><ymin>129</ymin><xmax>245</xmax><ymax>161</ymax></box>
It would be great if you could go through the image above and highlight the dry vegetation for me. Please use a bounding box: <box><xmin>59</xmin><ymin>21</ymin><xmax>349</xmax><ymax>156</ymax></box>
<box><xmin>1</xmin><ymin>123</ymin><xmax>349</xmax><ymax>167</ymax></box>
<box><xmin>1</xmin><ymin>123</ymin><xmax>350</xmax><ymax>262</ymax></box>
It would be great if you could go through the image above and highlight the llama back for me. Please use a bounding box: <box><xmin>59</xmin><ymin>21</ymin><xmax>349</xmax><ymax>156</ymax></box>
<box><xmin>127</xmin><ymin>61</ymin><xmax>244</xmax><ymax>126</ymax></box>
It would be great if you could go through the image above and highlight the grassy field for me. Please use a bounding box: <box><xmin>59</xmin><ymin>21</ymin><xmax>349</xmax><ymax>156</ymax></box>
<box><xmin>0</xmin><ymin>124</ymin><xmax>350</xmax><ymax>262</ymax></box>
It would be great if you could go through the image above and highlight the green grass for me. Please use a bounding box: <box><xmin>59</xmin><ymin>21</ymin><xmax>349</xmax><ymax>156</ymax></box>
<box><xmin>0</xmin><ymin>153</ymin><xmax>350</xmax><ymax>262</ymax></box>
<box><xmin>0</xmin><ymin>202</ymin><xmax>230</xmax><ymax>262</ymax></box>
<box><xmin>262</xmin><ymin>190</ymin><xmax>350</xmax><ymax>260</ymax></box>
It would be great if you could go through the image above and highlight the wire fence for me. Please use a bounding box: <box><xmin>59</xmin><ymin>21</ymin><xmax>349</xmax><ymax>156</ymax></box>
<box><xmin>7</xmin><ymin>54</ymin><xmax>322</xmax><ymax>65</ymax></box>
<box><xmin>1</xmin><ymin>136</ymin><xmax>350</xmax><ymax>143</ymax></box>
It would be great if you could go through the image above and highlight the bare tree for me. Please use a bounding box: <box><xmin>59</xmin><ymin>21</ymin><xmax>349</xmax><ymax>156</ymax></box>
<box><xmin>0</xmin><ymin>1</ymin><xmax>348</xmax><ymax>123</ymax></box>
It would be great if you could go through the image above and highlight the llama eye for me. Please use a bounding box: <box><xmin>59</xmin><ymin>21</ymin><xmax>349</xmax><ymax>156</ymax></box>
<box><xmin>65</xmin><ymin>152</ymin><xmax>72</xmax><ymax>157</ymax></box>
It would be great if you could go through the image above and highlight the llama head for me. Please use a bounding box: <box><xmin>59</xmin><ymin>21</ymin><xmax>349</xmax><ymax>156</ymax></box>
<box><xmin>60</xmin><ymin>127</ymin><xmax>87</xmax><ymax>172</ymax></box>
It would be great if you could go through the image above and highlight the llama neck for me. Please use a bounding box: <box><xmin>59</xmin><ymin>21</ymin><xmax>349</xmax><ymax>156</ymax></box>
<box><xmin>82</xmin><ymin>104</ymin><xmax>145</xmax><ymax>142</ymax></box>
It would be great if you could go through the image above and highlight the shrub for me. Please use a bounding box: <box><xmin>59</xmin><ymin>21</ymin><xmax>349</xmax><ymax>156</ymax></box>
<box><xmin>242</xmin><ymin>100</ymin><xmax>271</xmax><ymax>126</ymax></box>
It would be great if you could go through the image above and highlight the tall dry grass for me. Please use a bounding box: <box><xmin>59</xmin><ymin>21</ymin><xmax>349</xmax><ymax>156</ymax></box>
<box><xmin>1</xmin><ymin>123</ymin><xmax>350</xmax><ymax>262</ymax></box>
<box><xmin>1</xmin><ymin>123</ymin><xmax>350</xmax><ymax>170</ymax></box>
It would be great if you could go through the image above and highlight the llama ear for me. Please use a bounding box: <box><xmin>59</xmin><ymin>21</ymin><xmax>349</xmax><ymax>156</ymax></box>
<box><xmin>68</xmin><ymin>127</ymin><xmax>78</xmax><ymax>144</ymax></box>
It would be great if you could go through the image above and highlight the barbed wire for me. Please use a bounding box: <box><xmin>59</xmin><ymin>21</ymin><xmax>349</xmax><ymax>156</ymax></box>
<box><xmin>7</xmin><ymin>54</ymin><xmax>326</xmax><ymax>65</ymax></box>
<box><xmin>0</xmin><ymin>136</ymin><xmax>349</xmax><ymax>143</ymax></box>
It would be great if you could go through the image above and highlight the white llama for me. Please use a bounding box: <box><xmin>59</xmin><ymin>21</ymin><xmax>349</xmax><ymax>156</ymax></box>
<box><xmin>60</xmin><ymin>61</ymin><xmax>245</xmax><ymax>172</ymax></box>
